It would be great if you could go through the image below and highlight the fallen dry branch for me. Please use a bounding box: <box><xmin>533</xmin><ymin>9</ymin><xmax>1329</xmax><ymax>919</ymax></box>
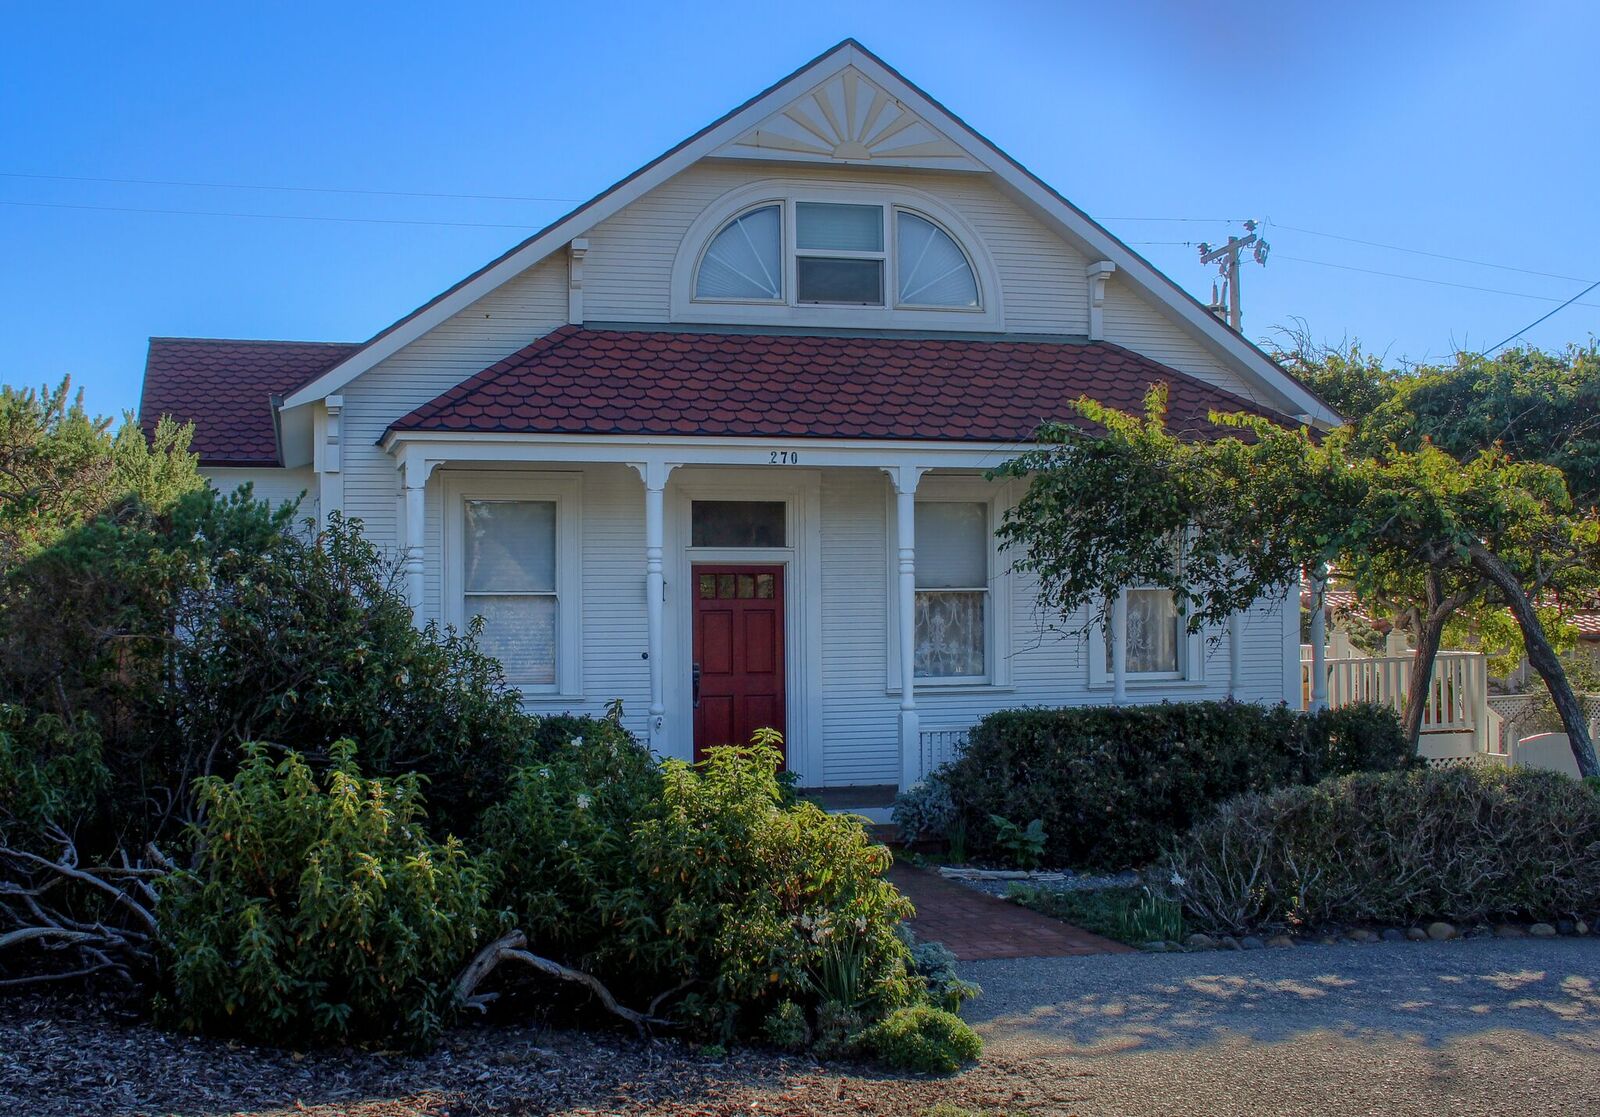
<box><xmin>453</xmin><ymin>929</ymin><xmax>675</xmax><ymax>1037</ymax></box>
<box><xmin>0</xmin><ymin>836</ymin><xmax>168</xmax><ymax>987</ymax></box>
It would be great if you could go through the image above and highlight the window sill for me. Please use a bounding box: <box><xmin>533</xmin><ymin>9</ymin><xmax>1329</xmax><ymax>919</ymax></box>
<box><xmin>887</xmin><ymin>683</ymin><xmax>1017</xmax><ymax>697</ymax></box>
<box><xmin>1085</xmin><ymin>678</ymin><xmax>1209</xmax><ymax>692</ymax></box>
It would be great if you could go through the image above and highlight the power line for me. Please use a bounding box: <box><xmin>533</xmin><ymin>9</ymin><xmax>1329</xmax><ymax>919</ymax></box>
<box><xmin>0</xmin><ymin>170</ymin><xmax>581</xmax><ymax>205</ymax></box>
<box><xmin>0</xmin><ymin>198</ymin><xmax>542</xmax><ymax>230</ymax></box>
<box><xmin>1481</xmin><ymin>278</ymin><xmax>1600</xmax><ymax>354</ymax></box>
<box><xmin>1266</xmin><ymin>219</ymin><xmax>1593</xmax><ymax>285</ymax></box>
<box><xmin>1274</xmin><ymin>253</ymin><xmax>1600</xmax><ymax>308</ymax></box>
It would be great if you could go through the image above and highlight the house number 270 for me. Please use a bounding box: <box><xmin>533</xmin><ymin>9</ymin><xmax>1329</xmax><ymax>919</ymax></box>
<box><xmin>768</xmin><ymin>450</ymin><xmax>800</xmax><ymax>465</ymax></box>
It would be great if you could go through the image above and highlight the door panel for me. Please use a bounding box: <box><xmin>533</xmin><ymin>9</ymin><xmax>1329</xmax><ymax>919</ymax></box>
<box><xmin>692</xmin><ymin>564</ymin><xmax>786</xmax><ymax>764</ymax></box>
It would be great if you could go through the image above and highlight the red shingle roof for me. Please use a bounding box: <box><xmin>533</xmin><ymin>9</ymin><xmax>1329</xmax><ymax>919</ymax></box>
<box><xmin>389</xmin><ymin>326</ymin><xmax>1293</xmax><ymax>443</ymax></box>
<box><xmin>140</xmin><ymin>338</ymin><xmax>359</xmax><ymax>466</ymax></box>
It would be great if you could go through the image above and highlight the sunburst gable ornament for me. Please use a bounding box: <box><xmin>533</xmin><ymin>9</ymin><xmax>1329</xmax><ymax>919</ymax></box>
<box><xmin>715</xmin><ymin>67</ymin><xmax>984</xmax><ymax>170</ymax></box>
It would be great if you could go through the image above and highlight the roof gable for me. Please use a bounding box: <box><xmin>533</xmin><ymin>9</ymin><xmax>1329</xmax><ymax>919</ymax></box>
<box><xmin>282</xmin><ymin>39</ymin><xmax>1336</xmax><ymax>426</ymax></box>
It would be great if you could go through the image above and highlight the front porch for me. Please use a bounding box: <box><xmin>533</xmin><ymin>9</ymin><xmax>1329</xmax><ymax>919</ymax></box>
<box><xmin>382</xmin><ymin>432</ymin><xmax>1025</xmax><ymax>791</ymax></box>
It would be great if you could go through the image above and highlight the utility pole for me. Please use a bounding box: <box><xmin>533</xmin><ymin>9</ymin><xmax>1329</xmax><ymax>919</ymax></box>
<box><xmin>1198</xmin><ymin>220</ymin><xmax>1270</xmax><ymax>330</ymax></box>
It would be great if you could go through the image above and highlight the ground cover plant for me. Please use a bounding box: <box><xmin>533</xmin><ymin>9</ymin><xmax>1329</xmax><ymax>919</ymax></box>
<box><xmin>896</xmin><ymin>700</ymin><xmax>1410</xmax><ymax>869</ymax></box>
<box><xmin>1164</xmin><ymin>764</ymin><xmax>1600</xmax><ymax>934</ymax></box>
<box><xmin>1005</xmin><ymin>884</ymin><xmax>1184</xmax><ymax>946</ymax></box>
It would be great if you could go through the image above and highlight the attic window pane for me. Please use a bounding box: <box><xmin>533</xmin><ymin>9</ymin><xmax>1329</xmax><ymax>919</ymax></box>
<box><xmin>796</xmin><ymin>202</ymin><xmax>883</xmax><ymax>251</ymax></box>
<box><xmin>797</xmin><ymin>258</ymin><xmax>883</xmax><ymax>305</ymax></box>
<box><xmin>897</xmin><ymin>211</ymin><xmax>979</xmax><ymax>308</ymax></box>
<box><xmin>695</xmin><ymin>205</ymin><xmax>782</xmax><ymax>301</ymax></box>
<box><xmin>691</xmin><ymin>501</ymin><xmax>786</xmax><ymax>547</ymax></box>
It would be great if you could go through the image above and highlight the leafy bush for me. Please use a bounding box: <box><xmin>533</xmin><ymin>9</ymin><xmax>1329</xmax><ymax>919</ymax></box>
<box><xmin>900</xmin><ymin>929</ymin><xmax>981</xmax><ymax>1012</ymax></box>
<box><xmin>1165</xmin><ymin>765</ymin><xmax>1600</xmax><ymax>933</ymax></box>
<box><xmin>160</xmin><ymin>742</ymin><xmax>498</xmax><ymax>1049</ymax></box>
<box><xmin>943</xmin><ymin>700</ymin><xmax>1411</xmax><ymax>868</ymax></box>
<box><xmin>1007</xmin><ymin>884</ymin><xmax>1184</xmax><ymax>945</ymax></box>
<box><xmin>855</xmin><ymin>1004</ymin><xmax>982</xmax><ymax>1074</ymax></box>
<box><xmin>987</xmin><ymin>815</ymin><xmax>1046</xmax><ymax>868</ymax></box>
<box><xmin>0</xmin><ymin>706</ymin><xmax>108</xmax><ymax>847</ymax></box>
<box><xmin>892</xmin><ymin>767</ymin><xmax>958</xmax><ymax>843</ymax></box>
<box><xmin>483</xmin><ymin>732</ymin><xmax>921</xmax><ymax>1042</ymax></box>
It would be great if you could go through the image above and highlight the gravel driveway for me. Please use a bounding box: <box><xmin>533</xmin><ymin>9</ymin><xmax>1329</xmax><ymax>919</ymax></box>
<box><xmin>962</xmin><ymin>935</ymin><xmax>1600</xmax><ymax>1117</ymax></box>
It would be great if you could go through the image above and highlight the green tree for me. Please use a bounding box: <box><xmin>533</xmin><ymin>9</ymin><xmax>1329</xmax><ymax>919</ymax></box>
<box><xmin>990</xmin><ymin>385</ymin><xmax>1600</xmax><ymax>777</ymax></box>
<box><xmin>0</xmin><ymin>377</ymin><xmax>200</xmax><ymax>575</ymax></box>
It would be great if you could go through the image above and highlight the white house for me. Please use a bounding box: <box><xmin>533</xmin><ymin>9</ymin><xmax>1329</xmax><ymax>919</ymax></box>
<box><xmin>139</xmin><ymin>41</ymin><xmax>1336</xmax><ymax>800</ymax></box>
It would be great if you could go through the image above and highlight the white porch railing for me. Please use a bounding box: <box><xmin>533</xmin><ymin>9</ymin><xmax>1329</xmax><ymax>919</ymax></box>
<box><xmin>1300</xmin><ymin>647</ymin><xmax>1493</xmax><ymax>755</ymax></box>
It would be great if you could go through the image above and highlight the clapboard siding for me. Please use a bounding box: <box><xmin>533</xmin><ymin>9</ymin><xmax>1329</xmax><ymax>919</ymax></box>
<box><xmin>1099</xmin><ymin>274</ymin><xmax>1260</xmax><ymax>402</ymax></box>
<box><xmin>204</xmin><ymin>466</ymin><xmax>319</xmax><ymax>518</ymax></box>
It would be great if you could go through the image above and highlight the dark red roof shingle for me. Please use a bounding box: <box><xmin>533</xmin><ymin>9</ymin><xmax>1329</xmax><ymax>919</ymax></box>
<box><xmin>140</xmin><ymin>338</ymin><xmax>358</xmax><ymax>466</ymax></box>
<box><xmin>388</xmin><ymin>326</ymin><xmax>1294</xmax><ymax>443</ymax></box>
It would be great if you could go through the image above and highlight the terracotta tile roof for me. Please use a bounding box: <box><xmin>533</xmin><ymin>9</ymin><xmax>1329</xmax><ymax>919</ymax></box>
<box><xmin>140</xmin><ymin>338</ymin><xmax>358</xmax><ymax>466</ymax></box>
<box><xmin>388</xmin><ymin>326</ymin><xmax>1294</xmax><ymax>443</ymax></box>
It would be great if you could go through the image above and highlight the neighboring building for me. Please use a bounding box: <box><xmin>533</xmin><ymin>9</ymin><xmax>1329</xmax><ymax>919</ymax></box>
<box><xmin>139</xmin><ymin>41</ymin><xmax>1336</xmax><ymax>796</ymax></box>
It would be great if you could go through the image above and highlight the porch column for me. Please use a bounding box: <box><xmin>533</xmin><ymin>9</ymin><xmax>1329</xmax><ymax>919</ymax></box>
<box><xmin>635</xmin><ymin>461</ymin><xmax>676</xmax><ymax>752</ymax></box>
<box><xmin>1228</xmin><ymin>612</ymin><xmax>1243</xmax><ymax>697</ymax></box>
<box><xmin>1309</xmin><ymin>564</ymin><xmax>1329</xmax><ymax>712</ymax></box>
<box><xmin>1111</xmin><ymin>590</ymin><xmax>1128</xmax><ymax>704</ymax></box>
<box><xmin>886</xmin><ymin>466</ymin><xmax>924</xmax><ymax>789</ymax></box>
<box><xmin>400</xmin><ymin>456</ymin><xmax>435</xmax><ymax>626</ymax></box>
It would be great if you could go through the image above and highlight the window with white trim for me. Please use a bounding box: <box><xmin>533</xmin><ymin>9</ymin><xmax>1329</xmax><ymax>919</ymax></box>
<box><xmin>1091</xmin><ymin>545</ymin><xmax>1204</xmax><ymax>686</ymax></box>
<box><xmin>692</xmin><ymin>197</ymin><xmax>981</xmax><ymax>311</ymax></box>
<box><xmin>446</xmin><ymin>473</ymin><xmax>582</xmax><ymax>696</ymax></box>
<box><xmin>914</xmin><ymin>501</ymin><xmax>989</xmax><ymax>678</ymax></box>
<box><xmin>464</xmin><ymin>500</ymin><xmax>559</xmax><ymax>685</ymax></box>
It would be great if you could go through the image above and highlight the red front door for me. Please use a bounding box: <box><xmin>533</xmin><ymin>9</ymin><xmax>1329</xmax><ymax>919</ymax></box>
<box><xmin>692</xmin><ymin>564</ymin><xmax>786</xmax><ymax>764</ymax></box>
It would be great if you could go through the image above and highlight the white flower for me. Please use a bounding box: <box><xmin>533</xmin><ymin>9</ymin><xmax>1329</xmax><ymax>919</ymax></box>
<box><xmin>537</xmin><ymin>767</ymin><xmax>552</xmax><ymax>779</ymax></box>
<box><xmin>559</xmin><ymin>839</ymin><xmax>570</xmax><ymax>849</ymax></box>
<box><xmin>576</xmin><ymin>793</ymin><xmax>592</xmax><ymax>810</ymax></box>
<box><xmin>569</xmin><ymin>736</ymin><xmax>584</xmax><ymax>748</ymax></box>
<box><xmin>1169</xmin><ymin>871</ymin><xmax>1187</xmax><ymax>888</ymax></box>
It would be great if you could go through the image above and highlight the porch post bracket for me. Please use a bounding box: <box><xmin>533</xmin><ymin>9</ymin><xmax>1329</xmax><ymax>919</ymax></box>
<box><xmin>881</xmin><ymin>465</ymin><xmax>927</xmax><ymax>790</ymax></box>
<box><xmin>628</xmin><ymin>460</ymin><xmax>681</xmax><ymax>752</ymax></box>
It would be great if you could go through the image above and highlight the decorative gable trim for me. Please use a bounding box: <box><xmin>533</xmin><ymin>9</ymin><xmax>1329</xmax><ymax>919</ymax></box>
<box><xmin>710</xmin><ymin>65</ymin><xmax>987</xmax><ymax>171</ymax></box>
<box><xmin>282</xmin><ymin>40</ymin><xmax>1338</xmax><ymax>427</ymax></box>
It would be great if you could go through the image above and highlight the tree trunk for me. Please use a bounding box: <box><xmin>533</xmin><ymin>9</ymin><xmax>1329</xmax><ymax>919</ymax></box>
<box><xmin>1469</xmin><ymin>544</ymin><xmax>1599</xmax><ymax>778</ymax></box>
<box><xmin>1402</xmin><ymin>608</ymin><xmax>1448</xmax><ymax>749</ymax></box>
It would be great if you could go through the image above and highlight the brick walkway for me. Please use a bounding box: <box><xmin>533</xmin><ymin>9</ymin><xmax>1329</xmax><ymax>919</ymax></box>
<box><xmin>888</xmin><ymin>864</ymin><xmax>1134</xmax><ymax>961</ymax></box>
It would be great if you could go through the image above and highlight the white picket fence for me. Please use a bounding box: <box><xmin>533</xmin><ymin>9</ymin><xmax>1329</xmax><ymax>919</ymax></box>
<box><xmin>1301</xmin><ymin>648</ymin><xmax>1494</xmax><ymax>758</ymax></box>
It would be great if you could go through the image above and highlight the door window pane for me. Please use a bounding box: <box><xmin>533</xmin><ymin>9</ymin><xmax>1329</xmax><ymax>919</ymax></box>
<box><xmin>796</xmin><ymin>257</ymin><xmax>883</xmax><ymax>305</ymax></box>
<box><xmin>695</xmin><ymin>204</ymin><xmax>782</xmax><ymax>300</ymax></box>
<box><xmin>691</xmin><ymin>500</ymin><xmax>787</xmax><ymax>547</ymax></box>
<box><xmin>915</xmin><ymin>590</ymin><xmax>986</xmax><ymax>678</ymax></box>
<box><xmin>914</xmin><ymin>502</ymin><xmax>987</xmax><ymax>588</ymax></box>
<box><xmin>796</xmin><ymin>202</ymin><xmax>883</xmax><ymax>251</ymax></box>
<box><xmin>465</xmin><ymin>500</ymin><xmax>556</xmax><ymax>592</ymax></box>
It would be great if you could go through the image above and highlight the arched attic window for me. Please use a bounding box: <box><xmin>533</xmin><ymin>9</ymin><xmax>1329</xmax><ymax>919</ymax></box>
<box><xmin>694</xmin><ymin>204</ymin><xmax>782</xmax><ymax>301</ymax></box>
<box><xmin>690</xmin><ymin>198</ymin><xmax>982</xmax><ymax>311</ymax></box>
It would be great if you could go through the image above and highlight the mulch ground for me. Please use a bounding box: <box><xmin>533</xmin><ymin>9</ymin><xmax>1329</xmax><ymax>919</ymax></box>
<box><xmin>0</xmin><ymin>992</ymin><xmax>1091</xmax><ymax>1117</ymax></box>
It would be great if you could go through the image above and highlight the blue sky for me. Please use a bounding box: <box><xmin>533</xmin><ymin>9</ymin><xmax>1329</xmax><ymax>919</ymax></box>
<box><xmin>3</xmin><ymin>1</ymin><xmax>1597</xmax><ymax>418</ymax></box>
